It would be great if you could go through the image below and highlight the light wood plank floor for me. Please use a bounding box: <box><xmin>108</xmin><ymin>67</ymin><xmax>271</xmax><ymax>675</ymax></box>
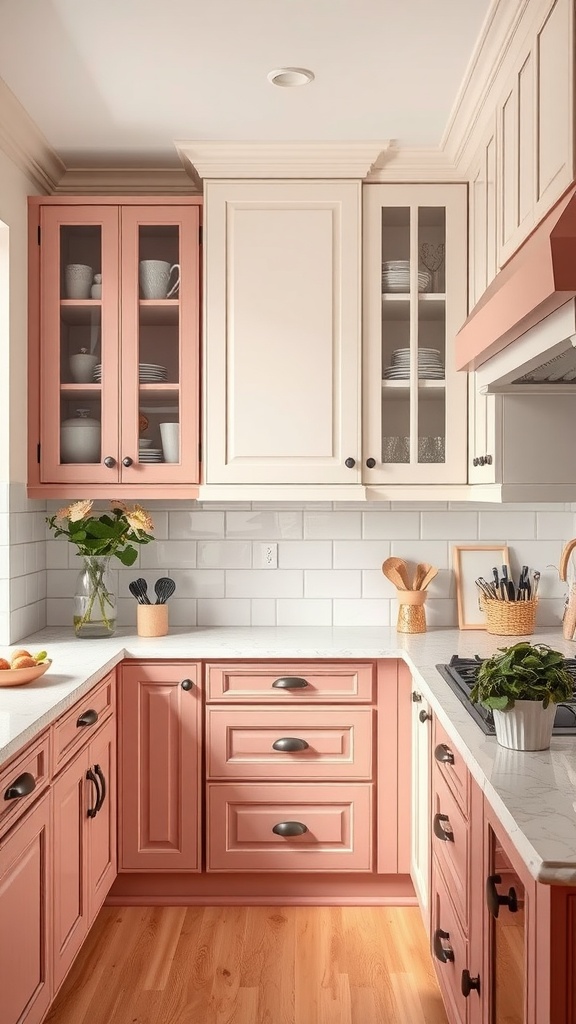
<box><xmin>46</xmin><ymin>906</ymin><xmax>448</xmax><ymax>1024</ymax></box>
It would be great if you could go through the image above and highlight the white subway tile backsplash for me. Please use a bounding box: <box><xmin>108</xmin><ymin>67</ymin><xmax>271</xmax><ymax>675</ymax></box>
<box><xmin>304</xmin><ymin>570</ymin><xmax>361</xmax><ymax>599</ymax></box>
<box><xmin>536</xmin><ymin>512</ymin><xmax>575</xmax><ymax>540</ymax></box>
<box><xmin>251</xmin><ymin>598</ymin><xmax>277</xmax><ymax>625</ymax></box>
<box><xmin>226</xmin><ymin>510</ymin><xmax>302</xmax><ymax>539</ymax></box>
<box><xmin>425</xmin><ymin>599</ymin><xmax>459</xmax><ymax>628</ymax></box>
<box><xmin>333</xmin><ymin>540</ymin><xmax>390</xmax><ymax>569</ymax></box>
<box><xmin>362</xmin><ymin>511</ymin><xmax>420</xmax><ymax>539</ymax></box>
<box><xmin>391</xmin><ymin>541</ymin><xmax>450</xmax><ymax>568</ymax></box>
<box><xmin>361</xmin><ymin>570</ymin><xmax>396</xmax><ymax>599</ymax></box>
<box><xmin>169</xmin><ymin>510</ymin><xmax>225</xmax><ymax>539</ymax></box>
<box><xmin>479</xmin><ymin>511</ymin><xmax>536</xmax><ymax>540</ymax></box>
<box><xmin>279</xmin><ymin>541</ymin><xmax>332</xmax><ymax>569</ymax></box>
<box><xmin>225</xmin><ymin>569</ymin><xmax>303</xmax><ymax>599</ymax></box>
<box><xmin>421</xmin><ymin>511</ymin><xmax>478</xmax><ymax>540</ymax></box>
<box><xmin>197</xmin><ymin>541</ymin><xmax>250</xmax><ymax>569</ymax></box>
<box><xmin>46</xmin><ymin>541</ymin><xmax>68</xmax><ymax>570</ymax></box>
<box><xmin>304</xmin><ymin>511</ymin><xmax>361</xmax><ymax>539</ymax></box>
<box><xmin>164</xmin><ymin>569</ymin><xmax>225</xmax><ymax>600</ymax></box>
<box><xmin>141</xmin><ymin>540</ymin><xmax>198</xmax><ymax>570</ymax></box>
<box><xmin>276</xmin><ymin>599</ymin><xmax>332</xmax><ymax>626</ymax></box>
<box><xmin>198</xmin><ymin>599</ymin><xmax>251</xmax><ymax>626</ymax></box>
<box><xmin>165</xmin><ymin>600</ymin><xmax>197</xmax><ymax>627</ymax></box>
<box><xmin>333</xmin><ymin>599</ymin><xmax>390</xmax><ymax>627</ymax></box>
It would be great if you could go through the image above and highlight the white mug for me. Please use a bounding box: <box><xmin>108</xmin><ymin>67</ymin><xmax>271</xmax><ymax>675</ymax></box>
<box><xmin>160</xmin><ymin>422</ymin><xmax>180</xmax><ymax>463</ymax></box>
<box><xmin>139</xmin><ymin>260</ymin><xmax>180</xmax><ymax>299</ymax></box>
<box><xmin>64</xmin><ymin>264</ymin><xmax>93</xmax><ymax>299</ymax></box>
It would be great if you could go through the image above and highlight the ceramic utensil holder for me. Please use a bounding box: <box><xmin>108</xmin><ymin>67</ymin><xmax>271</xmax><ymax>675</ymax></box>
<box><xmin>396</xmin><ymin>589</ymin><xmax>427</xmax><ymax>634</ymax></box>
<box><xmin>137</xmin><ymin>604</ymin><xmax>168</xmax><ymax>637</ymax></box>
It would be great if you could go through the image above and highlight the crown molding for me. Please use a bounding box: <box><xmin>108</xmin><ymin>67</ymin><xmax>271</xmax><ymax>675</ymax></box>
<box><xmin>0</xmin><ymin>76</ymin><xmax>64</xmax><ymax>193</ymax></box>
<box><xmin>175</xmin><ymin>140</ymin><xmax>392</xmax><ymax>181</ymax></box>
<box><xmin>54</xmin><ymin>166</ymin><xmax>199</xmax><ymax>195</ymax></box>
<box><xmin>364</xmin><ymin>145</ymin><xmax>464</xmax><ymax>182</ymax></box>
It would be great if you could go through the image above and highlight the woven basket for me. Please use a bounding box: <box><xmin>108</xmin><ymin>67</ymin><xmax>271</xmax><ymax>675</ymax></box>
<box><xmin>481</xmin><ymin>599</ymin><xmax>537</xmax><ymax>636</ymax></box>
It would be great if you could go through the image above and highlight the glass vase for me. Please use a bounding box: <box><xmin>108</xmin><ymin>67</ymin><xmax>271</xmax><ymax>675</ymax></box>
<box><xmin>73</xmin><ymin>555</ymin><xmax>116</xmax><ymax>638</ymax></box>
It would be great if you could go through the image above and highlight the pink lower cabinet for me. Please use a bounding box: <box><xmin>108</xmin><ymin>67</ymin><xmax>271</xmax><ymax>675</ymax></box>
<box><xmin>207</xmin><ymin>783</ymin><xmax>373</xmax><ymax>872</ymax></box>
<box><xmin>119</xmin><ymin>662</ymin><xmax>202</xmax><ymax>871</ymax></box>
<box><xmin>52</xmin><ymin>714</ymin><xmax>116</xmax><ymax>994</ymax></box>
<box><xmin>0</xmin><ymin>792</ymin><xmax>51</xmax><ymax>1024</ymax></box>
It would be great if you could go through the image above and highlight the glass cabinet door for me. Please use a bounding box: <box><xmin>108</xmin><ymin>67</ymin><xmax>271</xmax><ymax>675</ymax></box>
<box><xmin>363</xmin><ymin>184</ymin><xmax>467</xmax><ymax>484</ymax></box>
<box><xmin>39</xmin><ymin>207</ymin><xmax>120</xmax><ymax>483</ymax></box>
<box><xmin>120</xmin><ymin>206</ymin><xmax>200</xmax><ymax>484</ymax></box>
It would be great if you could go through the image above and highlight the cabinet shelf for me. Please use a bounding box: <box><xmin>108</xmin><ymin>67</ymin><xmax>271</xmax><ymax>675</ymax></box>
<box><xmin>381</xmin><ymin>293</ymin><xmax>446</xmax><ymax>321</ymax></box>
<box><xmin>382</xmin><ymin>379</ymin><xmax>445</xmax><ymax>397</ymax></box>
<box><xmin>60</xmin><ymin>383</ymin><xmax>101</xmax><ymax>399</ymax></box>
<box><xmin>59</xmin><ymin>301</ymin><xmax>102</xmax><ymax>326</ymax></box>
<box><xmin>138</xmin><ymin>300</ymin><xmax>179</xmax><ymax>326</ymax></box>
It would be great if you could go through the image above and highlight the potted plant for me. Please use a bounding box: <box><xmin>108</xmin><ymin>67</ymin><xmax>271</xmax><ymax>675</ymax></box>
<box><xmin>469</xmin><ymin>642</ymin><xmax>573</xmax><ymax>750</ymax></box>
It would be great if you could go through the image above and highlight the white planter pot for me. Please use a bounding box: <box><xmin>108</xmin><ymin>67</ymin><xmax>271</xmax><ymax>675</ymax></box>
<box><xmin>492</xmin><ymin>700</ymin><xmax>556</xmax><ymax>751</ymax></box>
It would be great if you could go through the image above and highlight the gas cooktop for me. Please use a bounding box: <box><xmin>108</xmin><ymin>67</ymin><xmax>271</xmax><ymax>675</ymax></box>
<box><xmin>436</xmin><ymin>655</ymin><xmax>576</xmax><ymax>735</ymax></box>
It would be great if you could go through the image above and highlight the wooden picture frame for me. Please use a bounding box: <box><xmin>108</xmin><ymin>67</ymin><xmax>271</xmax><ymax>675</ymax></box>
<box><xmin>453</xmin><ymin>544</ymin><xmax>510</xmax><ymax>630</ymax></box>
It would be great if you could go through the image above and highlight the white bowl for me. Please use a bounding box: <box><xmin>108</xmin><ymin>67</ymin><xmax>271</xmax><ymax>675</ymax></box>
<box><xmin>138</xmin><ymin>438</ymin><xmax>154</xmax><ymax>448</ymax></box>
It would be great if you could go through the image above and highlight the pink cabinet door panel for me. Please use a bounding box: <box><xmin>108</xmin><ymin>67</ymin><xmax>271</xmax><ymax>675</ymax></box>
<box><xmin>0</xmin><ymin>792</ymin><xmax>51</xmax><ymax>1024</ymax></box>
<box><xmin>206</xmin><ymin>707</ymin><xmax>374</xmax><ymax>779</ymax></box>
<box><xmin>207</xmin><ymin>783</ymin><xmax>373</xmax><ymax>872</ymax></box>
<box><xmin>53</xmin><ymin>671</ymin><xmax>114</xmax><ymax>773</ymax></box>
<box><xmin>206</xmin><ymin>661</ymin><xmax>375</xmax><ymax>702</ymax></box>
<box><xmin>87</xmin><ymin>716</ymin><xmax>117</xmax><ymax>924</ymax></box>
<box><xmin>432</xmin><ymin>767</ymin><xmax>469</xmax><ymax>930</ymax></box>
<box><xmin>431</xmin><ymin>857</ymin><xmax>470</xmax><ymax>1024</ymax></box>
<box><xmin>433</xmin><ymin>718</ymin><xmax>469</xmax><ymax>815</ymax></box>
<box><xmin>120</xmin><ymin>663</ymin><xmax>202</xmax><ymax>872</ymax></box>
<box><xmin>0</xmin><ymin>731</ymin><xmax>50</xmax><ymax>840</ymax></box>
<box><xmin>52</xmin><ymin>748</ymin><xmax>88</xmax><ymax>994</ymax></box>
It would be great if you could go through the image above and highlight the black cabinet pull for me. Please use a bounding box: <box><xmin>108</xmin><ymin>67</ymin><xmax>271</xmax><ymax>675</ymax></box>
<box><xmin>433</xmin><ymin>928</ymin><xmax>454</xmax><ymax>963</ymax></box>
<box><xmin>365</xmin><ymin>457</ymin><xmax>376</xmax><ymax>469</ymax></box>
<box><xmin>122</xmin><ymin>456</ymin><xmax>133</xmax><ymax>467</ymax></box>
<box><xmin>433</xmin><ymin>813</ymin><xmax>454</xmax><ymax>842</ymax></box>
<box><xmin>486</xmin><ymin>874</ymin><xmax>518</xmax><ymax>918</ymax></box>
<box><xmin>4</xmin><ymin>771</ymin><xmax>36</xmax><ymax>801</ymax></box>
<box><xmin>94</xmin><ymin>764</ymin><xmax>106</xmax><ymax>813</ymax></box>
<box><xmin>272</xmin><ymin>821</ymin><xmax>308</xmax><ymax>837</ymax></box>
<box><xmin>344</xmin><ymin>457</ymin><xmax>356</xmax><ymax>469</ymax></box>
<box><xmin>77</xmin><ymin>708</ymin><xmax>99</xmax><ymax>728</ymax></box>
<box><xmin>103</xmin><ymin>456</ymin><xmax>116</xmax><ymax>468</ymax></box>
<box><xmin>411</xmin><ymin>691</ymin><xmax>422</xmax><ymax>703</ymax></box>
<box><xmin>485</xmin><ymin>454</ymin><xmax>493</xmax><ymax>465</ymax></box>
<box><xmin>272</xmin><ymin>737</ymin><xmax>309</xmax><ymax>752</ymax></box>
<box><xmin>86</xmin><ymin>768</ymin><xmax>100</xmax><ymax>818</ymax></box>
<box><xmin>181</xmin><ymin>678</ymin><xmax>194</xmax><ymax>690</ymax></box>
<box><xmin>461</xmin><ymin>970</ymin><xmax>481</xmax><ymax>997</ymax></box>
<box><xmin>473</xmin><ymin>457</ymin><xmax>479</xmax><ymax>467</ymax></box>
<box><xmin>272</xmin><ymin>676</ymin><xmax>310</xmax><ymax>689</ymax></box>
<box><xmin>434</xmin><ymin>743</ymin><xmax>455</xmax><ymax>766</ymax></box>
<box><xmin>419</xmin><ymin>709</ymin><xmax>432</xmax><ymax>723</ymax></box>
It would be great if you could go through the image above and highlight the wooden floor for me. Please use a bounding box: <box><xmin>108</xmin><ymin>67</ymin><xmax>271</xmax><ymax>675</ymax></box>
<box><xmin>46</xmin><ymin>905</ymin><xmax>448</xmax><ymax>1024</ymax></box>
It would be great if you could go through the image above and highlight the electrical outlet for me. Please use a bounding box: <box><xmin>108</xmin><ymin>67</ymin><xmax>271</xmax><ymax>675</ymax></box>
<box><xmin>253</xmin><ymin>542</ymin><xmax>278</xmax><ymax>569</ymax></box>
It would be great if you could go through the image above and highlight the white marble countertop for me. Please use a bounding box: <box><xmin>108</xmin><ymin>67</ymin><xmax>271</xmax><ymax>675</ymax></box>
<box><xmin>2</xmin><ymin>624</ymin><xmax>576</xmax><ymax>886</ymax></box>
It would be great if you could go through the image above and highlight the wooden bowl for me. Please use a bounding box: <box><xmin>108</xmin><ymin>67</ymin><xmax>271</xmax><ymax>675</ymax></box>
<box><xmin>0</xmin><ymin>660</ymin><xmax>52</xmax><ymax>687</ymax></box>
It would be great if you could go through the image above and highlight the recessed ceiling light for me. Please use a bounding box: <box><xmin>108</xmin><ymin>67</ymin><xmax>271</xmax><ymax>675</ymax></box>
<box><xmin>267</xmin><ymin>67</ymin><xmax>315</xmax><ymax>88</ymax></box>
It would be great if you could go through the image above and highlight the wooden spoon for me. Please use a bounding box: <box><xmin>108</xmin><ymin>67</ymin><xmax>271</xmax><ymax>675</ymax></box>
<box><xmin>413</xmin><ymin>562</ymin><xmax>432</xmax><ymax>590</ymax></box>
<box><xmin>419</xmin><ymin>565</ymin><xmax>438</xmax><ymax>590</ymax></box>
<box><xmin>381</xmin><ymin>557</ymin><xmax>410</xmax><ymax>590</ymax></box>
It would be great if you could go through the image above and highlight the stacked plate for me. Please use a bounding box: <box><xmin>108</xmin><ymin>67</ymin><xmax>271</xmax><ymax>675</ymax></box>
<box><xmin>138</xmin><ymin>442</ymin><xmax>163</xmax><ymax>464</ymax></box>
<box><xmin>92</xmin><ymin>363</ymin><xmax>168</xmax><ymax>383</ymax></box>
<box><xmin>383</xmin><ymin>347</ymin><xmax>444</xmax><ymax>380</ymax></box>
<box><xmin>382</xmin><ymin>260</ymin><xmax>431</xmax><ymax>294</ymax></box>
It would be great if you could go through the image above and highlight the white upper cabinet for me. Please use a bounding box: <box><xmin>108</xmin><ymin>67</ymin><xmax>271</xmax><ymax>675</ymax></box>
<box><xmin>203</xmin><ymin>180</ymin><xmax>361</xmax><ymax>489</ymax></box>
<box><xmin>363</xmin><ymin>183</ymin><xmax>468</xmax><ymax>486</ymax></box>
<box><xmin>468</xmin><ymin>118</ymin><xmax>498</xmax><ymax>310</ymax></box>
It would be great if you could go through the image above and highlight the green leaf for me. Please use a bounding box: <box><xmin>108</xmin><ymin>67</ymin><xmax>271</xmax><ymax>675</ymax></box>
<box><xmin>115</xmin><ymin>546</ymin><xmax>138</xmax><ymax>566</ymax></box>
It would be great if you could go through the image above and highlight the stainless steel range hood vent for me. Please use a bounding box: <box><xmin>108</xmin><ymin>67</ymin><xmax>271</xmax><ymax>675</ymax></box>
<box><xmin>475</xmin><ymin>299</ymin><xmax>576</xmax><ymax>394</ymax></box>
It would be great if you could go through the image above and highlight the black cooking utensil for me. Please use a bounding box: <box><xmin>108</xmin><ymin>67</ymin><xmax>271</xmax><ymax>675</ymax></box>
<box><xmin>154</xmin><ymin>577</ymin><xmax>176</xmax><ymax>604</ymax></box>
<box><xmin>128</xmin><ymin>578</ymin><xmax>151</xmax><ymax>604</ymax></box>
<box><xmin>501</xmin><ymin>564</ymin><xmax>515</xmax><ymax>602</ymax></box>
<box><xmin>475</xmin><ymin>577</ymin><xmax>496</xmax><ymax>601</ymax></box>
<box><xmin>492</xmin><ymin>567</ymin><xmax>501</xmax><ymax>599</ymax></box>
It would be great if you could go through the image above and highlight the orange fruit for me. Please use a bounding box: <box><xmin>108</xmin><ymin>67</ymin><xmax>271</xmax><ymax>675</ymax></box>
<box><xmin>0</xmin><ymin>658</ymin><xmax>10</xmax><ymax>670</ymax></box>
<box><xmin>11</xmin><ymin>656</ymin><xmax>37</xmax><ymax>669</ymax></box>
<box><xmin>10</xmin><ymin>648</ymin><xmax>31</xmax><ymax>662</ymax></box>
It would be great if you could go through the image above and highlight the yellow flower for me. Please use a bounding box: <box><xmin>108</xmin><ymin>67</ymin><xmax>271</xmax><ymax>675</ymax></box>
<box><xmin>58</xmin><ymin>499</ymin><xmax>93</xmax><ymax>522</ymax></box>
<box><xmin>124</xmin><ymin>505</ymin><xmax>154</xmax><ymax>534</ymax></box>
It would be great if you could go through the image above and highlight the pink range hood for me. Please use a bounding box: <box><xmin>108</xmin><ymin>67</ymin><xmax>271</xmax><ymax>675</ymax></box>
<box><xmin>455</xmin><ymin>184</ymin><xmax>576</xmax><ymax>372</ymax></box>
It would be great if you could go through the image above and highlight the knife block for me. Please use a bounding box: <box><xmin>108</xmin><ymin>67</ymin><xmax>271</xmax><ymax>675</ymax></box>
<box><xmin>396</xmin><ymin>589</ymin><xmax>428</xmax><ymax>634</ymax></box>
<box><xmin>137</xmin><ymin>604</ymin><xmax>168</xmax><ymax>637</ymax></box>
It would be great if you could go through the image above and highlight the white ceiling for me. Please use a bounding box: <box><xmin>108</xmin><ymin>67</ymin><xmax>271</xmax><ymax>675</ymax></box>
<box><xmin>0</xmin><ymin>0</ymin><xmax>492</xmax><ymax>167</ymax></box>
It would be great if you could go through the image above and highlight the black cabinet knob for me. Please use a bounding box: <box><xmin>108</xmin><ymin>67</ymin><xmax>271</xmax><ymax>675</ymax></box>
<box><xmin>472</xmin><ymin>457</ymin><xmax>479</xmax><ymax>467</ymax></box>
<box><xmin>272</xmin><ymin>737</ymin><xmax>309</xmax><ymax>752</ymax></box>
<box><xmin>122</xmin><ymin>456</ymin><xmax>133</xmax><ymax>467</ymax></box>
<box><xmin>419</xmin><ymin>709</ymin><xmax>432</xmax><ymax>723</ymax></box>
<box><xmin>344</xmin><ymin>457</ymin><xmax>356</xmax><ymax>469</ymax></box>
<box><xmin>181</xmin><ymin>678</ymin><xmax>194</xmax><ymax>690</ymax></box>
<box><xmin>365</xmin><ymin>457</ymin><xmax>376</xmax><ymax>469</ymax></box>
<box><xmin>461</xmin><ymin>970</ymin><xmax>481</xmax><ymax>997</ymax></box>
<box><xmin>486</xmin><ymin>874</ymin><xmax>518</xmax><ymax>918</ymax></box>
<box><xmin>411</xmin><ymin>691</ymin><xmax>422</xmax><ymax>703</ymax></box>
<box><xmin>485</xmin><ymin>454</ymin><xmax>493</xmax><ymax>465</ymax></box>
<box><xmin>434</xmin><ymin>743</ymin><xmax>455</xmax><ymax>766</ymax></box>
<box><xmin>272</xmin><ymin>821</ymin><xmax>308</xmax><ymax>837</ymax></box>
<box><xmin>103</xmin><ymin>456</ymin><xmax>116</xmax><ymax>469</ymax></box>
<box><xmin>478</xmin><ymin>456</ymin><xmax>486</xmax><ymax>466</ymax></box>
<box><xmin>433</xmin><ymin>928</ymin><xmax>454</xmax><ymax>964</ymax></box>
<box><xmin>272</xmin><ymin>676</ymin><xmax>309</xmax><ymax>689</ymax></box>
<box><xmin>4</xmin><ymin>771</ymin><xmax>36</xmax><ymax>801</ymax></box>
<box><xmin>77</xmin><ymin>709</ymin><xmax>99</xmax><ymax>728</ymax></box>
<box><xmin>433</xmin><ymin>813</ymin><xmax>454</xmax><ymax>842</ymax></box>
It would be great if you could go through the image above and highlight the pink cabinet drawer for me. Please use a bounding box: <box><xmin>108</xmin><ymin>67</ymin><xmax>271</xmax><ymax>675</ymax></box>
<box><xmin>207</xmin><ymin>783</ymin><xmax>373</xmax><ymax>872</ymax></box>
<box><xmin>433</xmin><ymin>718</ymin><xmax>469</xmax><ymax>816</ymax></box>
<box><xmin>53</xmin><ymin>671</ymin><xmax>115</xmax><ymax>773</ymax></box>
<box><xmin>0</xmin><ymin>731</ymin><xmax>50</xmax><ymax>840</ymax></box>
<box><xmin>431</xmin><ymin>858</ymin><xmax>470</xmax><ymax>1024</ymax></box>
<box><xmin>205</xmin><ymin>662</ymin><xmax>375</xmax><ymax>703</ymax></box>
<box><xmin>206</xmin><ymin>707</ymin><xmax>374</xmax><ymax>780</ymax></box>
<box><xmin>432</xmin><ymin>766</ymin><xmax>469</xmax><ymax>931</ymax></box>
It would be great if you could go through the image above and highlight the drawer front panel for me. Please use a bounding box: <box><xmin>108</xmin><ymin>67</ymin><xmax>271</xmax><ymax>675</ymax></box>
<box><xmin>433</xmin><ymin>718</ymin><xmax>469</xmax><ymax>815</ymax></box>
<box><xmin>431</xmin><ymin>858</ymin><xmax>470</xmax><ymax>1024</ymax></box>
<box><xmin>206</xmin><ymin>707</ymin><xmax>373</xmax><ymax>780</ymax></box>
<box><xmin>53</xmin><ymin>671</ymin><xmax>115</xmax><ymax>773</ymax></box>
<box><xmin>206</xmin><ymin>662</ymin><xmax>375</xmax><ymax>703</ymax></box>
<box><xmin>432</xmin><ymin>767</ymin><xmax>469</xmax><ymax>929</ymax></box>
<box><xmin>0</xmin><ymin>732</ymin><xmax>50</xmax><ymax>839</ymax></box>
<box><xmin>207</xmin><ymin>783</ymin><xmax>373</xmax><ymax>872</ymax></box>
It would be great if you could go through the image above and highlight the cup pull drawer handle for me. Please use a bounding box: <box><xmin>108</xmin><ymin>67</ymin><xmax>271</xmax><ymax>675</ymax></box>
<box><xmin>272</xmin><ymin>821</ymin><xmax>308</xmax><ymax>837</ymax></box>
<box><xmin>4</xmin><ymin>771</ymin><xmax>36</xmax><ymax>801</ymax></box>
<box><xmin>433</xmin><ymin>928</ymin><xmax>454</xmax><ymax>963</ymax></box>
<box><xmin>433</xmin><ymin>813</ymin><xmax>454</xmax><ymax>842</ymax></box>
<box><xmin>77</xmin><ymin>709</ymin><xmax>99</xmax><ymax>728</ymax></box>
<box><xmin>272</xmin><ymin>737</ymin><xmax>310</xmax><ymax>752</ymax></box>
<box><xmin>271</xmin><ymin>677</ymin><xmax>310</xmax><ymax>689</ymax></box>
<box><xmin>434</xmin><ymin>743</ymin><xmax>455</xmax><ymax>765</ymax></box>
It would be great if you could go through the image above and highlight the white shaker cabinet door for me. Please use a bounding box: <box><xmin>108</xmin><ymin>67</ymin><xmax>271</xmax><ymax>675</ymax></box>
<box><xmin>203</xmin><ymin>181</ymin><xmax>361</xmax><ymax>485</ymax></box>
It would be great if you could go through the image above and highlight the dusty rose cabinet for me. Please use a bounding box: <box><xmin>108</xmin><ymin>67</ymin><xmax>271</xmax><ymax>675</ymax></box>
<box><xmin>27</xmin><ymin>196</ymin><xmax>202</xmax><ymax>499</ymax></box>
